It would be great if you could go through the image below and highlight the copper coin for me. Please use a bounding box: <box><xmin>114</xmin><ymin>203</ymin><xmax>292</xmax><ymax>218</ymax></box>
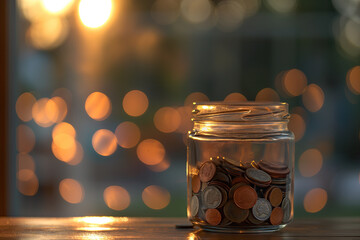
<box><xmin>212</xmin><ymin>171</ymin><xmax>231</xmax><ymax>184</ymax></box>
<box><xmin>258</xmin><ymin>161</ymin><xmax>290</xmax><ymax>178</ymax></box>
<box><xmin>229</xmin><ymin>182</ymin><xmax>247</xmax><ymax>199</ymax></box>
<box><xmin>192</xmin><ymin>175</ymin><xmax>201</xmax><ymax>193</ymax></box>
<box><xmin>245</xmin><ymin>168</ymin><xmax>272</xmax><ymax>184</ymax></box>
<box><xmin>268</xmin><ymin>187</ymin><xmax>283</xmax><ymax>207</ymax></box>
<box><xmin>270</xmin><ymin>207</ymin><xmax>284</xmax><ymax>225</ymax></box>
<box><xmin>233</xmin><ymin>185</ymin><xmax>257</xmax><ymax>209</ymax></box>
<box><xmin>199</xmin><ymin>161</ymin><xmax>216</xmax><ymax>182</ymax></box>
<box><xmin>205</xmin><ymin>209</ymin><xmax>222</xmax><ymax>226</ymax></box>
<box><xmin>264</xmin><ymin>186</ymin><xmax>275</xmax><ymax>200</ymax></box>
<box><xmin>223</xmin><ymin>200</ymin><xmax>249</xmax><ymax>223</ymax></box>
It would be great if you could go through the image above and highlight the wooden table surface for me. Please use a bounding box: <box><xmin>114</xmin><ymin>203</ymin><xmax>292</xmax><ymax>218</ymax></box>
<box><xmin>0</xmin><ymin>217</ymin><xmax>359</xmax><ymax>239</ymax></box>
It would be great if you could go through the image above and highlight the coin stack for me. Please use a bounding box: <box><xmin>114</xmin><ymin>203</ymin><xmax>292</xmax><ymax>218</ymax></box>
<box><xmin>189</xmin><ymin>156</ymin><xmax>291</xmax><ymax>227</ymax></box>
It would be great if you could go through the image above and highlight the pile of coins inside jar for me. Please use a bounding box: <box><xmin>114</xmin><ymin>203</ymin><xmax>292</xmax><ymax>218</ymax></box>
<box><xmin>189</xmin><ymin>156</ymin><xmax>291</xmax><ymax>227</ymax></box>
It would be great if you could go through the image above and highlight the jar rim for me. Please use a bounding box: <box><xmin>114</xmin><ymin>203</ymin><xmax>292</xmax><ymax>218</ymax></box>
<box><xmin>192</xmin><ymin>101</ymin><xmax>290</xmax><ymax>123</ymax></box>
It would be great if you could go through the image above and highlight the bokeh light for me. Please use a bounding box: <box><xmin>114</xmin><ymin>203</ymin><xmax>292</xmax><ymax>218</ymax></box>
<box><xmin>142</xmin><ymin>185</ymin><xmax>170</xmax><ymax>210</ymax></box>
<box><xmin>137</xmin><ymin>139</ymin><xmax>165</xmax><ymax>165</ymax></box>
<box><xmin>181</xmin><ymin>0</ymin><xmax>212</xmax><ymax>24</ymax></box>
<box><xmin>59</xmin><ymin>178</ymin><xmax>84</xmax><ymax>204</ymax></box>
<box><xmin>51</xmin><ymin>97</ymin><xmax>68</xmax><ymax>123</ymax></box>
<box><xmin>176</xmin><ymin>106</ymin><xmax>193</xmax><ymax>134</ymax></box>
<box><xmin>302</xmin><ymin>84</ymin><xmax>325</xmax><ymax>112</ymax></box>
<box><xmin>148</xmin><ymin>158</ymin><xmax>170</xmax><ymax>172</ymax></box>
<box><xmin>16</xmin><ymin>92</ymin><xmax>36</xmax><ymax>122</ymax></box>
<box><xmin>52</xmin><ymin>140</ymin><xmax>83</xmax><ymax>165</ymax></box>
<box><xmin>17</xmin><ymin>0</ymin><xmax>50</xmax><ymax>22</ymax></box>
<box><xmin>32</xmin><ymin>98</ymin><xmax>59</xmax><ymax>127</ymax></box>
<box><xmin>28</xmin><ymin>17</ymin><xmax>69</xmax><ymax>50</ymax></box>
<box><xmin>223</xmin><ymin>92</ymin><xmax>247</xmax><ymax>102</ymax></box>
<box><xmin>346</xmin><ymin>66</ymin><xmax>360</xmax><ymax>95</ymax></box>
<box><xmin>255</xmin><ymin>88</ymin><xmax>280</xmax><ymax>102</ymax></box>
<box><xmin>92</xmin><ymin>129</ymin><xmax>117</xmax><ymax>156</ymax></box>
<box><xmin>266</xmin><ymin>0</ymin><xmax>297</xmax><ymax>13</ymax></box>
<box><xmin>79</xmin><ymin>0</ymin><xmax>112</xmax><ymax>28</ymax></box>
<box><xmin>16</xmin><ymin>125</ymin><xmax>36</xmax><ymax>153</ymax></box>
<box><xmin>17</xmin><ymin>153</ymin><xmax>35</xmax><ymax>172</ymax></box>
<box><xmin>115</xmin><ymin>122</ymin><xmax>140</xmax><ymax>149</ymax></box>
<box><xmin>304</xmin><ymin>188</ymin><xmax>327</xmax><ymax>213</ymax></box>
<box><xmin>17</xmin><ymin>169</ymin><xmax>39</xmax><ymax>196</ymax></box>
<box><xmin>103</xmin><ymin>186</ymin><xmax>131</xmax><ymax>211</ymax></box>
<box><xmin>288</xmin><ymin>113</ymin><xmax>306</xmax><ymax>142</ymax></box>
<box><xmin>122</xmin><ymin>90</ymin><xmax>149</xmax><ymax>117</ymax></box>
<box><xmin>344</xmin><ymin>20</ymin><xmax>360</xmax><ymax>49</ymax></box>
<box><xmin>184</xmin><ymin>92</ymin><xmax>209</xmax><ymax>106</ymax></box>
<box><xmin>154</xmin><ymin>107</ymin><xmax>181</xmax><ymax>133</ymax></box>
<box><xmin>42</xmin><ymin>0</ymin><xmax>74</xmax><ymax>15</ymax></box>
<box><xmin>283</xmin><ymin>69</ymin><xmax>308</xmax><ymax>96</ymax></box>
<box><xmin>216</xmin><ymin>0</ymin><xmax>245</xmax><ymax>31</ymax></box>
<box><xmin>298</xmin><ymin>149</ymin><xmax>323</xmax><ymax>177</ymax></box>
<box><xmin>52</xmin><ymin>122</ymin><xmax>76</xmax><ymax>140</ymax></box>
<box><xmin>85</xmin><ymin>92</ymin><xmax>112</xmax><ymax>121</ymax></box>
<box><xmin>151</xmin><ymin>0</ymin><xmax>180</xmax><ymax>25</ymax></box>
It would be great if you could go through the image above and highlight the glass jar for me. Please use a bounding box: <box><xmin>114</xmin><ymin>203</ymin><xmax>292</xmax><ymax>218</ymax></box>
<box><xmin>187</xmin><ymin>102</ymin><xmax>294</xmax><ymax>233</ymax></box>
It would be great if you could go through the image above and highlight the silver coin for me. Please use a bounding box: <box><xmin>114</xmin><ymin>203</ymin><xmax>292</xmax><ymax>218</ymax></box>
<box><xmin>201</xmin><ymin>182</ymin><xmax>208</xmax><ymax>192</ymax></box>
<box><xmin>252</xmin><ymin>198</ymin><xmax>272</xmax><ymax>221</ymax></box>
<box><xmin>246</xmin><ymin>168</ymin><xmax>271</xmax><ymax>183</ymax></box>
<box><xmin>202</xmin><ymin>186</ymin><xmax>222</xmax><ymax>209</ymax></box>
<box><xmin>190</xmin><ymin>195</ymin><xmax>199</xmax><ymax>217</ymax></box>
<box><xmin>281</xmin><ymin>197</ymin><xmax>291</xmax><ymax>223</ymax></box>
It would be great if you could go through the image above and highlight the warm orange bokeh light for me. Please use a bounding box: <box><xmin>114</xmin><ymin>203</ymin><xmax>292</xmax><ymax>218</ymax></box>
<box><xmin>153</xmin><ymin>107</ymin><xmax>181</xmax><ymax>133</ymax></box>
<box><xmin>103</xmin><ymin>186</ymin><xmax>131</xmax><ymax>211</ymax></box>
<box><xmin>184</xmin><ymin>92</ymin><xmax>209</xmax><ymax>106</ymax></box>
<box><xmin>176</xmin><ymin>106</ymin><xmax>193</xmax><ymax>134</ymax></box>
<box><xmin>85</xmin><ymin>92</ymin><xmax>112</xmax><ymax>121</ymax></box>
<box><xmin>16</xmin><ymin>125</ymin><xmax>36</xmax><ymax>153</ymax></box>
<box><xmin>299</xmin><ymin>149</ymin><xmax>323</xmax><ymax>177</ymax></box>
<box><xmin>32</xmin><ymin>98</ymin><xmax>59</xmax><ymax>127</ymax></box>
<box><xmin>92</xmin><ymin>129</ymin><xmax>117</xmax><ymax>156</ymax></box>
<box><xmin>123</xmin><ymin>90</ymin><xmax>149</xmax><ymax>117</ymax></box>
<box><xmin>180</xmin><ymin>0</ymin><xmax>212</xmax><ymax>24</ymax></box>
<box><xmin>16</xmin><ymin>92</ymin><xmax>36</xmax><ymax>122</ymax></box>
<box><xmin>17</xmin><ymin>153</ymin><xmax>35</xmax><ymax>172</ymax></box>
<box><xmin>148</xmin><ymin>158</ymin><xmax>170</xmax><ymax>172</ymax></box>
<box><xmin>288</xmin><ymin>113</ymin><xmax>306</xmax><ymax>142</ymax></box>
<box><xmin>28</xmin><ymin>17</ymin><xmax>69</xmax><ymax>50</ymax></box>
<box><xmin>59</xmin><ymin>178</ymin><xmax>84</xmax><ymax>204</ymax></box>
<box><xmin>137</xmin><ymin>139</ymin><xmax>165</xmax><ymax>165</ymax></box>
<box><xmin>79</xmin><ymin>0</ymin><xmax>112</xmax><ymax>28</ymax></box>
<box><xmin>17</xmin><ymin>169</ymin><xmax>39</xmax><ymax>196</ymax></box>
<box><xmin>52</xmin><ymin>122</ymin><xmax>76</xmax><ymax>139</ymax></box>
<box><xmin>302</xmin><ymin>84</ymin><xmax>325</xmax><ymax>112</ymax></box>
<box><xmin>255</xmin><ymin>88</ymin><xmax>280</xmax><ymax>102</ymax></box>
<box><xmin>283</xmin><ymin>69</ymin><xmax>308</xmax><ymax>96</ymax></box>
<box><xmin>142</xmin><ymin>185</ymin><xmax>170</xmax><ymax>210</ymax></box>
<box><xmin>115</xmin><ymin>122</ymin><xmax>140</xmax><ymax>149</ymax></box>
<box><xmin>51</xmin><ymin>96</ymin><xmax>68</xmax><ymax>123</ymax></box>
<box><xmin>42</xmin><ymin>0</ymin><xmax>74</xmax><ymax>15</ymax></box>
<box><xmin>304</xmin><ymin>188</ymin><xmax>327</xmax><ymax>213</ymax></box>
<box><xmin>223</xmin><ymin>92</ymin><xmax>247</xmax><ymax>102</ymax></box>
<box><xmin>346</xmin><ymin>66</ymin><xmax>360</xmax><ymax>95</ymax></box>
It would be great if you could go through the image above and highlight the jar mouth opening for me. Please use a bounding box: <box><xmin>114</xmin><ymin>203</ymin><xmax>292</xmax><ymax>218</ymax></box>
<box><xmin>192</xmin><ymin>101</ymin><xmax>290</xmax><ymax>123</ymax></box>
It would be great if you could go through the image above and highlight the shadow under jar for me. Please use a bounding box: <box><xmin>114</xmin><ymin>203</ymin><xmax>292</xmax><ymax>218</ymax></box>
<box><xmin>187</xmin><ymin>102</ymin><xmax>294</xmax><ymax>233</ymax></box>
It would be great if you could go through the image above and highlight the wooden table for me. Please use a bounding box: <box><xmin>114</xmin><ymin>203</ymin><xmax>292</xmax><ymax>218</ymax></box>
<box><xmin>0</xmin><ymin>217</ymin><xmax>359</xmax><ymax>239</ymax></box>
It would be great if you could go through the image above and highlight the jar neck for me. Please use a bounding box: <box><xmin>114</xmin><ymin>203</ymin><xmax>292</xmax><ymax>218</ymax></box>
<box><xmin>193</xmin><ymin>121</ymin><xmax>289</xmax><ymax>134</ymax></box>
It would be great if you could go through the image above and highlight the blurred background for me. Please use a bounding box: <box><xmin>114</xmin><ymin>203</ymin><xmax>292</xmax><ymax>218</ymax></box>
<box><xmin>6</xmin><ymin>0</ymin><xmax>360</xmax><ymax>217</ymax></box>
